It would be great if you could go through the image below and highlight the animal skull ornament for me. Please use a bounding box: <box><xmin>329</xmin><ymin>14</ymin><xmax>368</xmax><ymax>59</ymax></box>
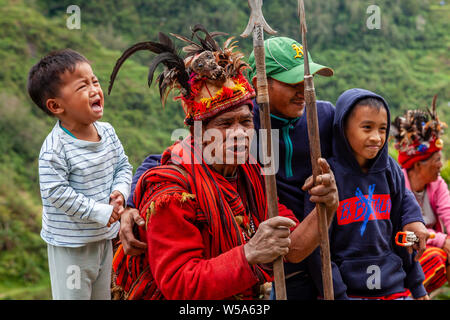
<box><xmin>189</xmin><ymin>51</ymin><xmax>226</xmax><ymax>82</ymax></box>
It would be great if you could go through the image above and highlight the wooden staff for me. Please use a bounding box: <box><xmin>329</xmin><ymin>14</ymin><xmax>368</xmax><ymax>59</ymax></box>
<box><xmin>298</xmin><ymin>0</ymin><xmax>334</xmax><ymax>300</ymax></box>
<box><xmin>241</xmin><ymin>0</ymin><xmax>287</xmax><ymax>300</ymax></box>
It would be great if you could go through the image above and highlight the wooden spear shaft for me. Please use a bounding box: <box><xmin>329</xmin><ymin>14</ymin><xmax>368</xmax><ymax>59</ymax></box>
<box><xmin>254</xmin><ymin>31</ymin><xmax>287</xmax><ymax>301</ymax></box>
<box><xmin>298</xmin><ymin>0</ymin><xmax>334</xmax><ymax>300</ymax></box>
<box><xmin>241</xmin><ymin>0</ymin><xmax>287</xmax><ymax>300</ymax></box>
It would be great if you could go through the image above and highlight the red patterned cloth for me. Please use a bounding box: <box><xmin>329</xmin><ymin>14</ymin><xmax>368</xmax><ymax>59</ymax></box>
<box><xmin>113</xmin><ymin>135</ymin><xmax>298</xmax><ymax>299</ymax></box>
<box><xmin>418</xmin><ymin>246</ymin><xmax>448</xmax><ymax>294</ymax></box>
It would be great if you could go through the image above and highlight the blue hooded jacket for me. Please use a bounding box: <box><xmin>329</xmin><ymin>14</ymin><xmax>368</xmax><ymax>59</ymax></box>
<box><xmin>319</xmin><ymin>88</ymin><xmax>426</xmax><ymax>298</ymax></box>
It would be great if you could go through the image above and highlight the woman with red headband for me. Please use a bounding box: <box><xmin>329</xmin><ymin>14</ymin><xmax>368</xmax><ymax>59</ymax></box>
<box><xmin>392</xmin><ymin>95</ymin><xmax>450</xmax><ymax>294</ymax></box>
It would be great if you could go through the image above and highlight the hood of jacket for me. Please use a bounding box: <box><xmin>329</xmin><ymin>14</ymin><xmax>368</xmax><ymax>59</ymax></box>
<box><xmin>333</xmin><ymin>88</ymin><xmax>391</xmax><ymax>174</ymax></box>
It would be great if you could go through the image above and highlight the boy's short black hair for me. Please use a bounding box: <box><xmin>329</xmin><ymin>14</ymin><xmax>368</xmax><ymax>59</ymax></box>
<box><xmin>353</xmin><ymin>97</ymin><xmax>385</xmax><ymax>111</ymax></box>
<box><xmin>27</xmin><ymin>49</ymin><xmax>89</xmax><ymax>116</ymax></box>
<box><xmin>344</xmin><ymin>97</ymin><xmax>386</xmax><ymax>127</ymax></box>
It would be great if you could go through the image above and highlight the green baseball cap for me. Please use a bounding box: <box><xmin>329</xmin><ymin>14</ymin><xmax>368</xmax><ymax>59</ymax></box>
<box><xmin>248</xmin><ymin>36</ymin><xmax>333</xmax><ymax>84</ymax></box>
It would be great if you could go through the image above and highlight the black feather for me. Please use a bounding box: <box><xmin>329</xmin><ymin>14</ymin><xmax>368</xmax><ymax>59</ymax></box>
<box><xmin>190</xmin><ymin>24</ymin><xmax>220</xmax><ymax>52</ymax></box>
<box><xmin>108</xmin><ymin>33</ymin><xmax>191</xmax><ymax>105</ymax></box>
<box><xmin>158</xmin><ymin>32</ymin><xmax>175</xmax><ymax>51</ymax></box>
<box><xmin>108</xmin><ymin>41</ymin><xmax>169</xmax><ymax>95</ymax></box>
<box><xmin>170</xmin><ymin>33</ymin><xmax>201</xmax><ymax>48</ymax></box>
<box><xmin>170</xmin><ymin>25</ymin><xmax>227</xmax><ymax>58</ymax></box>
<box><xmin>147</xmin><ymin>52</ymin><xmax>177</xmax><ymax>87</ymax></box>
<box><xmin>147</xmin><ymin>51</ymin><xmax>190</xmax><ymax>104</ymax></box>
<box><xmin>209</xmin><ymin>31</ymin><xmax>229</xmax><ymax>38</ymax></box>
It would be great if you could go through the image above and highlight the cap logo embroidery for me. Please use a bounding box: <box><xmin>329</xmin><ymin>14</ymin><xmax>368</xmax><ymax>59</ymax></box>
<box><xmin>291</xmin><ymin>44</ymin><xmax>304</xmax><ymax>59</ymax></box>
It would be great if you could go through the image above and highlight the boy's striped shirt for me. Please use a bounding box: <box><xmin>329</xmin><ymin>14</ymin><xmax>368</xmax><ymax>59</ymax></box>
<box><xmin>39</xmin><ymin>121</ymin><xmax>132</xmax><ymax>247</ymax></box>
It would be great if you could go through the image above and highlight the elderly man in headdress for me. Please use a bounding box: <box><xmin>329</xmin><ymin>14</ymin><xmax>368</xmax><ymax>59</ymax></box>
<box><xmin>109</xmin><ymin>28</ymin><xmax>339</xmax><ymax>300</ymax></box>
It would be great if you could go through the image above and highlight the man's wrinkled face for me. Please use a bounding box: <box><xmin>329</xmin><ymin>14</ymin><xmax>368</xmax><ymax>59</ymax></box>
<box><xmin>201</xmin><ymin>104</ymin><xmax>254</xmax><ymax>166</ymax></box>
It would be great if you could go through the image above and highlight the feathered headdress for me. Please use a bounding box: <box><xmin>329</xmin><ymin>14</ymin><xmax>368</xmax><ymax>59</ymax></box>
<box><xmin>108</xmin><ymin>24</ymin><xmax>255</xmax><ymax>125</ymax></box>
<box><xmin>391</xmin><ymin>95</ymin><xmax>447</xmax><ymax>169</ymax></box>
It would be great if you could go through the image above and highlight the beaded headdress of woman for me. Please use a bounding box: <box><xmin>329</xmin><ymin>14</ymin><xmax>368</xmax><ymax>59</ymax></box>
<box><xmin>391</xmin><ymin>95</ymin><xmax>447</xmax><ymax>169</ymax></box>
<box><xmin>107</xmin><ymin>24</ymin><xmax>255</xmax><ymax>126</ymax></box>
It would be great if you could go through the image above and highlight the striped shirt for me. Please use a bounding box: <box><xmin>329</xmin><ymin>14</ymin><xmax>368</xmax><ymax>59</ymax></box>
<box><xmin>39</xmin><ymin>121</ymin><xmax>133</xmax><ymax>247</ymax></box>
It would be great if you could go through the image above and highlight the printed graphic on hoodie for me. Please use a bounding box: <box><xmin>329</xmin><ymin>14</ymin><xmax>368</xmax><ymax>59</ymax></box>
<box><xmin>337</xmin><ymin>184</ymin><xmax>392</xmax><ymax>235</ymax></box>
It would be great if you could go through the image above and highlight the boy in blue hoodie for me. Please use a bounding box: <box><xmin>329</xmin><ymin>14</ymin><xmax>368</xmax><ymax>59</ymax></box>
<box><xmin>325</xmin><ymin>88</ymin><xmax>429</xmax><ymax>299</ymax></box>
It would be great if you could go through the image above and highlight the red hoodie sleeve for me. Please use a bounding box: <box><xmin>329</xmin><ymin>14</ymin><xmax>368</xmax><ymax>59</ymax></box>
<box><xmin>146</xmin><ymin>197</ymin><xmax>260</xmax><ymax>300</ymax></box>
